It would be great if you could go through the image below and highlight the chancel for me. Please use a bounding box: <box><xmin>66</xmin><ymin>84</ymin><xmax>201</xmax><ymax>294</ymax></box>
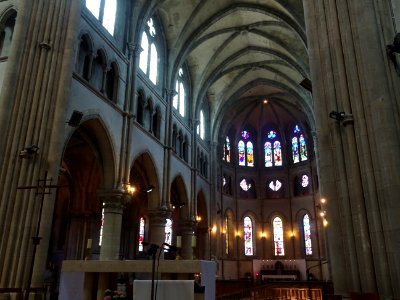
<box><xmin>0</xmin><ymin>1</ymin><xmax>399</xmax><ymax>300</ymax></box>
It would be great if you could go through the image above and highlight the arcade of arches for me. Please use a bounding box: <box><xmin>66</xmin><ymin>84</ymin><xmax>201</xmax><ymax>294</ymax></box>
<box><xmin>0</xmin><ymin>0</ymin><xmax>400</xmax><ymax>299</ymax></box>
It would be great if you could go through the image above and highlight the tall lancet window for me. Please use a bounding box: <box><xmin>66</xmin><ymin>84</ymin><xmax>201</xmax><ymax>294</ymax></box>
<box><xmin>173</xmin><ymin>68</ymin><xmax>186</xmax><ymax>117</ymax></box>
<box><xmin>138</xmin><ymin>217</ymin><xmax>145</xmax><ymax>252</ymax></box>
<box><xmin>303</xmin><ymin>214</ymin><xmax>312</xmax><ymax>255</ymax></box>
<box><xmin>244</xmin><ymin>217</ymin><xmax>253</xmax><ymax>256</ymax></box>
<box><xmin>264</xmin><ymin>130</ymin><xmax>282</xmax><ymax>167</ymax></box>
<box><xmin>292</xmin><ymin>125</ymin><xmax>308</xmax><ymax>163</ymax></box>
<box><xmin>164</xmin><ymin>218</ymin><xmax>172</xmax><ymax>245</ymax></box>
<box><xmin>273</xmin><ymin>217</ymin><xmax>285</xmax><ymax>256</ymax></box>
<box><xmin>85</xmin><ymin>0</ymin><xmax>117</xmax><ymax>35</ymax></box>
<box><xmin>99</xmin><ymin>203</ymin><xmax>105</xmax><ymax>246</ymax></box>
<box><xmin>199</xmin><ymin>110</ymin><xmax>205</xmax><ymax>139</ymax></box>
<box><xmin>223</xmin><ymin>136</ymin><xmax>231</xmax><ymax>162</ymax></box>
<box><xmin>139</xmin><ymin>18</ymin><xmax>159</xmax><ymax>85</ymax></box>
<box><xmin>238</xmin><ymin>130</ymin><xmax>254</xmax><ymax>167</ymax></box>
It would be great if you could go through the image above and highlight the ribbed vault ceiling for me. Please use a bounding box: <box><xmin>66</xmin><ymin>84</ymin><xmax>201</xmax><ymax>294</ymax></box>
<box><xmin>157</xmin><ymin>0</ymin><xmax>313</xmax><ymax>139</ymax></box>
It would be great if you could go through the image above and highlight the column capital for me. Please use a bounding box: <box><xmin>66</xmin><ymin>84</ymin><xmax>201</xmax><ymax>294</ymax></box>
<box><xmin>98</xmin><ymin>189</ymin><xmax>130</xmax><ymax>211</ymax></box>
<box><xmin>148</xmin><ymin>209</ymin><xmax>171</xmax><ymax>226</ymax></box>
<box><xmin>127</xmin><ymin>43</ymin><xmax>143</xmax><ymax>57</ymax></box>
<box><xmin>164</xmin><ymin>88</ymin><xmax>177</xmax><ymax>99</ymax></box>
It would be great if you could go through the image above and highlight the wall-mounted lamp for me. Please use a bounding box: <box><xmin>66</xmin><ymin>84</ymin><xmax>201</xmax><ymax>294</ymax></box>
<box><xmin>261</xmin><ymin>232</ymin><xmax>267</xmax><ymax>239</ymax></box>
<box><xmin>329</xmin><ymin>111</ymin><xmax>345</xmax><ymax>121</ymax></box>
<box><xmin>19</xmin><ymin>145</ymin><xmax>39</xmax><ymax>159</ymax></box>
<box><xmin>196</xmin><ymin>216</ymin><xmax>202</xmax><ymax>222</ymax></box>
<box><xmin>329</xmin><ymin>111</ymin><xmax>354</xmax><ymax>125</ymax></box>
<box><xmin>67</xmin><ymin>110</ymin><xmax>83</xmax><ymax>127</ymax></box>
<box><xmin>125</xmin><ymin>183</ymin><xmax>136</xmax><ymax>195</ymax></box>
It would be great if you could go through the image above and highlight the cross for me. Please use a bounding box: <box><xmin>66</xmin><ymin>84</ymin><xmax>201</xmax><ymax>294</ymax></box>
<box><xmin>17</xmin><ymin>170</ymin><xmax>68</xmax><ymax>300</ymax></box>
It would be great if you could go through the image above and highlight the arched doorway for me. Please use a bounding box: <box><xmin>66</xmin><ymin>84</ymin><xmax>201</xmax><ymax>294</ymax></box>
<box><xmin>196</xmin><ymin>191</ymin><xmax>208</xmax><ymax>260</ymax></box>
<box><xmin>46</xmin><ymin>118</ymin><xmax>115</xmax><ymax>296</ymax></box>
<box><xmin>121</xmin><ymin>152</ymin><xmax>160</xmax><ymax>259</ymax></box>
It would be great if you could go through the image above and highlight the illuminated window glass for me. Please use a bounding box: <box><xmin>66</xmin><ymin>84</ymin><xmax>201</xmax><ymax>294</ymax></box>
<box><xmin>149</xmin><ymin>44</ymin><xmax>158</xmax><ymax>84</ymax></box>
<box><xmin>301</xmin><ymin>175</ymin><xmax>309</xmax><ymax>187</ymax></box>
<box><xmin>264</xmin><ymin>142</ymin><xmax>272</xmax><ymax>167</ymax></box>
<box><xmin>240</xmin><ymin>179</ymin><xmax>252</xmax><ymax>191</ymax></box>
<box><xmin>223</xmin><ymin>136</ymin><xmax>231</xmax><ymax>162</ymax></box>
<box><xmin>274</xmin><ymin>141</ymin><xmax>282</xmax><ymax>166</ymax></box>
<box><xmin>225</xmin><ymin>217</ymin><xmax>229</xmax><ymax>255</ymax></box>
<box><xmin>303</xmin><ymin>214</ymin><xmax>312</xmax><ymax>255</ymax></box>
<box><xmin>292</xmin><ymin>137</ymin><xmax>299</xmax><ymax>163</ymax></box>
<box><xmin>239</xmin><ymin>131</ymin><xmax>254</xmax><ymax>167</ymax></box>
<box><xmin>246</xmin><ymin>141</ymin><xmax>254</xmax><ymax>167</ymax></box>
<box><xmin>138</xmin><ymin>217</ymin><xmax>145</xmax><ymax>252</ymax></box>
<box><xmin>173</xmin><ymin>69</ymin><xmax>186</xmax><ymax>117</ymax></box>
<box><xmin>273</xmin><ymin>217</ymin><xmax>285</xmax><ymax>256</ymax></box>
<box><xmin>265</xmin><ymin>130</ymin><xmax>282</xmax><ymax>167</ymax></box>
<box><xmin>139</xmin><ymin>33</ymin><xmax>148</xmax><ymax>72</ymax></box>
<box><xmin>164</xmin><ymin>218</ymin><xmax>172</xmax><ymax>245</ymax></box>
<box><xmin>269</xmin><ymin>180</ymin><xmax>282</xmax><ymax>191</ymax></box>
<box><xmin>99</xmin><ymin>203</ymin><xmax>105</xmax><ymax>246</ymax></box>
<box><xmin>85</xmin><ymin>0</ymin><xmax>116</xmax><ymax>35</ymax></box>
<box><xmin>244</xmin><ymin>217</ymin><xmax>253</xmax><ymax>256</ymax></box>
<box><xmin>199</xmin><ymin>110</ymin><xmax>205</xmax><ymax>139</ymax></box>
<box><xmin>238</xmin><ymin>141</ymin><xmax>245</xmax><ymax>166</ymax></box>
<box><xmin>292</xmin><ymin>125</ymin><xmax>307</xmax><ymax>163</ymax></box>
<box><xmin>138</xmin><ymin>18</ymin><xmax>159</xmax><ymax>85</ymax></box>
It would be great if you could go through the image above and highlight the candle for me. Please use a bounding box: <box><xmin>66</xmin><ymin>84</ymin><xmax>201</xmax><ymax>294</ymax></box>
<box><xmin>191</xmin><ymin>236</ymin><xmax>196</xmax><ymax>247</ymax></box>
<box><xmin>176</xmin><ymin>236</ymin><xmax>182</xmax><ymax>248</ymax></box>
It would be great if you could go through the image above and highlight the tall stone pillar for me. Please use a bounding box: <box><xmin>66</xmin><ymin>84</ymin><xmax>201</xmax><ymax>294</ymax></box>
<box><xmin>180</xmin><ymin>221</ymin><xmax>196</xmax><ymax>259</ymax></box>
<box><xmin>304</xmin><ymin>0</ymin><xmax>400</xmax><ymax>298</ymax></box>
<box><xmin>99</xmin><ymin>190</ymin><xmax>128</xmax><ymax>260</ymax></box>
<box><xmin>148</xmin><ymin>210</ymin><xmax>169</xmax><ymax>248</ymax></box>
<box><xmin>0</xmin><ymin>0</ymin><xmax>80</xmax><ymax>288</ymax></box>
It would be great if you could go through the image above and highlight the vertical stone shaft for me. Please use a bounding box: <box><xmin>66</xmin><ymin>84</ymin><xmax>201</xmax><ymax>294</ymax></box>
<box><xmin>0</xmin><ymin>0</ymin><xmax>79</xmax><ymax>287</ymax></box>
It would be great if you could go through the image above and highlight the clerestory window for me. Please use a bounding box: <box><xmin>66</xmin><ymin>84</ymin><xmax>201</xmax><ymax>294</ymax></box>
<box><xmin>85</xmin><ymin>0</ymin><xmax>117</xmax><ymax>35</ymax></box>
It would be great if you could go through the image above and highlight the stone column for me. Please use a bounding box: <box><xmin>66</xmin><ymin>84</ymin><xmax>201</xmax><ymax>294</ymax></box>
<box><xmin>99</xmin><ymin>190</ymin><xmax>129</xmax><ymax>260</ymax></box>
<box><xmin>148</xmin><ymin>210</ymin><xmax>170</xmax><ymax>247</ymax></box>
<box><xmin>180</xmin><ymin>221</ymin><xmax>196</xmax><ymax>260</ymax></box>
<box><xmin>0</xmin><ymin>0</ymin><xmax>80</xmax><ymax>288</ymax></box>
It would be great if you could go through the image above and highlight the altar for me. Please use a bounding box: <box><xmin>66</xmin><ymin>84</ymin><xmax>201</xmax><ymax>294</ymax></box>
<box><xmin>59</xmin><ymin>260</ymin><xmax>216</xmax><ymax>300</ymax></box>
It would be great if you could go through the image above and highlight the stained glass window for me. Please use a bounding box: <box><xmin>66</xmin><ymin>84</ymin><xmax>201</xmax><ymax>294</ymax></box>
<box><xmin>238</xmin><ymin>141</ymin><xmax>245</xmax><ymax>166</ymax></box>
<box><xmin>273</xmin><ymin>217</ymin><xmax>285</xmax><ymax>256</ymax></box>
<box><xmin>301</xmin><ymin>175</ymin><xmax>309</xmax><ymax>187</ymax></box>
<box><xmin>274</xmin><ymin>141</ymin><xmax>282</xmax><ymax>166</ymax></box>
<box><xmin>138</xmin><ymin>217</ymin><xmax>145</xmax><ymax>252</ymax></box>
<box><xmin>139</xmin><ymin>18</ymin><xmax>159</xmax><ymax>85</ymax></box>
<box><xmin>265</xmin><ymin>130</ymin><xmax>282</xmax><ymax>167</ymax></box>
<box><xmin>299</xmin><ymin>135</ymin><xmax>308</xmax><ymax>161</ymax></box>
<box><xmin>246</xmin><ymin>141</ymin><xmax>254</xmax><ymax>167</ymax></box>
<box><xmin>292</xmin><ymin>125</ymin><xmax>307</xmax><ymax>163</ymax></box>
<box><xmin>238</xmin><ymin>131</ymin><xmax>254</xmax><ymax>166</ymax></box>
<box><xmin>223</xmin><ymin>136</ymin><xmax>231</xmax><ymax>162</ymax></box>
<box><xmin>99</xmin><ymin>203</ymin><xmax>105</xmax><ymax>246</ymax></box>
<box><xmin>240</xmin><ymin>179</ymin><xmax>252</xmax><ymax>191</ymax></box>
<box><xmin>303</xmin><ymin>214</ymin><xmax>312</xmax><ymax>255</ymax></box>
<box><xmin>244</xmin><ymin>217</ymin><xmax>253</xmax><ymax>256</ymax></box>
<box><xmin>269</xmin><ymin>180</ymin><xmax>282</xmax><ymax>191</ymax></box>
<box><xmin>225</xmin><ymin>217</ymin><xmax>229</xmax><ymax>255</ymax></box>
<box><xmin>164</xmin><ymin>218</ymin><xmax>172</xmax><ymax>245</ymax></box>
<box><xmin>292</xmin><ymin>137</ymin><xmax>299</xmax><ymax>163</ymax></box>
<box><xmin>264</xmin><ymin>142</ymin><xmax>272</xmax><ymax>167</ymax></box>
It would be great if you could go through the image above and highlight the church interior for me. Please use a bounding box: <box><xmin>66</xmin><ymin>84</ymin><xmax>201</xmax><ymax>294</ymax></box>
<box><xmin>0</xmin><ymin>0</ymin><xmax>400</xmax><ymax>299</ymax></box>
